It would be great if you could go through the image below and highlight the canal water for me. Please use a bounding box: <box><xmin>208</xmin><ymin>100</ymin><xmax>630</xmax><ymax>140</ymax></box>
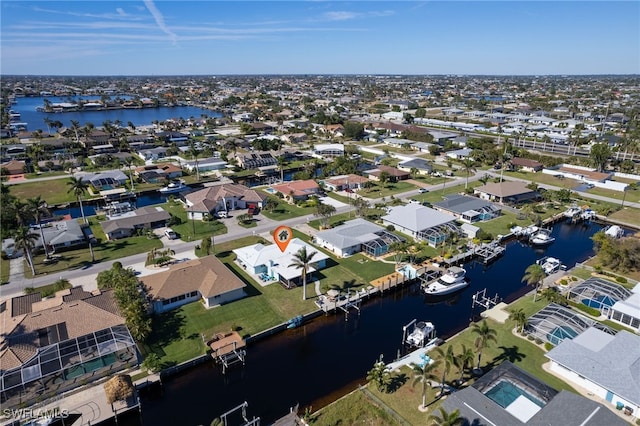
<box><xmin>11</xmin><ymin>96</ymin><xmax>222</xmax><ymax>129</ymax></box>
<box><xmin>52</xmin><ymin>193</ymin><xmax>168</xmax><ymax>218</ymax></box>
<box><xmin>136</xmin><ymin>220</ymin><xmax>604</xmax><ymax>426</ymax></box>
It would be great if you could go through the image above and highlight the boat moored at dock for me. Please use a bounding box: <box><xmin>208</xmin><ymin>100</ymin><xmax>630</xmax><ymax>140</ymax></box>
<box><xmin>422</xmin><ymin>266</ymin><xmax>469</xmax><ymax>296</ymax></box>
<box><xmin>529</xmin><ymin>228</ymin><xmax>555</xmax><ymax>246</ymax></box>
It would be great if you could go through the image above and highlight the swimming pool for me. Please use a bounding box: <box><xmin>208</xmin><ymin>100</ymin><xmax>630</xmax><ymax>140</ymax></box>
<box><xmin>485</xmin><ymin>379</ymin><xmax>545</xmax><ymax>409</ymax></box>
<box><xmin>264</xmin><ymin>187</ymin><xmax>276</xmax><ymax>194</ymax></box>
<box><xmin>582</xmin><ymin>295</ymin><xmax>617</xmax><ymax>310</ymax></box>
<box><xmin>546</xmin><ymin>325</ymin><xmax>578</xmax><ymax>345</ymax></box>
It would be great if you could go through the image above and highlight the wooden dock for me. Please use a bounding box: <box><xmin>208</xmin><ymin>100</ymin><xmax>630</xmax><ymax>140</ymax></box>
<box><xmin>442</xmin><ymin>241</ymin><xmax>506</xmax><ymax>265</ymax></box>
<box><xmin>209</xmin><ymin>331</ymin><xmax>247</xmax><ymax>372</ymax></box>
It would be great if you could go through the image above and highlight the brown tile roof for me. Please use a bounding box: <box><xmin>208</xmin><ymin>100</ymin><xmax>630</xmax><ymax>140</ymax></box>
<box><xmin>511</xmin><ymin>157</ymin><xmax>543</xmax><ymax>168</ymax></box>
<box><xmin>325</xmin><ymin>174</ymin><xmax>369</xmax><ymax>186</ymax></box>
<box><xmin>558</xmin><ymin>166</ymin><xmax>611</xmax><ymax>181</ymax></box>
<box><xmin>366</xmin><ymin>165</ymin><xmax>410</xmax><ymax>178</ymax></box>
<box><xmin>475</xmin><ymin>181</ymin><xmax>534</xmax><ymax>197</ymax></box>
<box><xmin>0</xmin><ymin>290</ymin><xmax>124</xmax><ymax>370</ymax></box>
<box><xmin>271</xmin><ymin>179</ymin><xmax>320</xmax><ymax>197</ymax></box>
<box><xmin>185</xmin><ymin>184</ymin><xmax>267</xmax><ymax>213</ymax></box>
<box><xmin>140</xmin><ymin>256</ymin><xmax>246</xmax><ymax>301</ymax></box>
<box><xmin>11</xmin><ymin>293</ymin><xmax>43</xmax><ymax>317</ymax></box>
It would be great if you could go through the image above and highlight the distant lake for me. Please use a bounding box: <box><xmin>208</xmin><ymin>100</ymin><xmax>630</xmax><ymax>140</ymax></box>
<box><xmin>11</xmin><ymin>96</ymin><xmax>222</xmax><ymax>130</ymax></box>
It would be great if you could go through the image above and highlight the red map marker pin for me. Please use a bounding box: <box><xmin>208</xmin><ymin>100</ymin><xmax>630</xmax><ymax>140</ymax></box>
<box><xmin>273</xmin><ymin>225</ymin><xmax>293</xmax><ymax>252</ymax></box>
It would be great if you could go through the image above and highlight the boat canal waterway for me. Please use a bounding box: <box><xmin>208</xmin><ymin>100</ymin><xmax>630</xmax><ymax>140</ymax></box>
<box><xmin>137</xmin><ymin>220</ymin><xmax>606</xmax><ymax>426</ymax></box>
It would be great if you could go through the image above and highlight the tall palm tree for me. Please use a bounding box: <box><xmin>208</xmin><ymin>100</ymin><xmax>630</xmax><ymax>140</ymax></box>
<box><xmin>123</xmin><ymin>157</ymin><xmax>136</xmax><ymax>191</ymax></box>
<box><xmin>453</xmin><ymin>344</ymin><xmax>475</xmax><ymax>385</ymax></box>
<box><xmin>70</xmin><ymin>120</ymin><xmax>81</xmax><ymax>143</ymax></box>
<box><xmin>13</xmin><ymin>226</ymin><xmax>39</xmax><ymax>276</ymax></box>
<box><xmin>67</xmin><ymin>176</ymin><xmax>89</xmax><ymax>224</ymax></box>
<box><xmin>433</xmin><ymin>345</ymin><xmax>455</xmax><ymax>396</ymax></box>
<box><xmin>427</xmin><ymin>407</ymin><xmax>465</xmax><ymax>426</ymax></box>
<box><xmin>276</xmin><ymin>156</ymin><xmax>287</xmax><ymax>182</ymax></box>
<box><xmin>410</xmin><ymin>359</ymin><xmax>441</xmax><ymax>410</ymax></box>
<box><xmin>27</xmin><ymin>196</ymin><xmax>50</xmax><ymax>258</ymax></box>
<box><xmin>471</xmin><ymin>320</ymin><xmax>498</xmax><ymax>371</ymax></box>
<box><xmin>508</xmin><ymin>308</ymin><xmax>527</xmax><ymax>333</ymax></box>
<box><xmin>288</xmin><ymin>246</ymin><xmax>317</xmax><ymax>300</ymax></box>
<box><xmin>521</xmin><ymin>263</ymin><xmax>546</xmax><ymax>302</ymax></box>
<box><xmin>459</xmin><ymin>158</ymin><xmax>476</xmax><ymax>190</ymax></box>
<box><xmin>189</xmin><ymin>142</ymin><xmax>201</xmax><ymax>181</ymax></box>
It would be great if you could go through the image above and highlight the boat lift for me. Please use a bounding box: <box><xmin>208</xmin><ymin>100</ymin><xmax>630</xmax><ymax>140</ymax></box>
<box><xmin>471</xmin><ymin>288</ymin><xmax>501</xmax><ymax>311</ymax></box>
<box><xmin>338</xmin><ymin>289</ymin><xmax>361</xmax><ymax>321</ymax></box>
<box><xmin>219</xmin><ymin>401</ymin><xmax>260</xmax><ymax>426</ymax></box>
<box><xmin>401</xmin><ymin>319</ymin><xmax>418</xmax><ymax>346</ymax></box>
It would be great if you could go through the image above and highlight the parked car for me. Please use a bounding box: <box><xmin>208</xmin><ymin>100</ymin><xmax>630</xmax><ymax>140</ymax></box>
<box><xmin>164</xmin><ymin>228</ymin><xmax>178</xmax><ymax>240</ymax></box>
<box><xmin>419</xmin><ymin>188</ymin><xmax>429</xmax><ymax>193</ymax></box>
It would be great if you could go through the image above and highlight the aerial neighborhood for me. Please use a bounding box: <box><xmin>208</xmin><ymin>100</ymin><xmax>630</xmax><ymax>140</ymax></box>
<box><xmin>1</xmin><ymin>74</ymin><xmax>639</xmax><ymax>426</ymax></box>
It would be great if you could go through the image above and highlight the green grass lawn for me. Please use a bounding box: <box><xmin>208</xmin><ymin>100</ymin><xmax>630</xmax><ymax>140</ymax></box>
<box><xmin>259</xmin><ymin>195</ymin><xmax>318</xmax><ymax>221</ymax></box>
<box><xmin>6</xmin><ymin>178</ymin><xmax>97</xmax><ymax>205</ymax></box>
<box><xmin>359</xmin><ymin>181</ymin><xmax>418</xmax><ymax>199</ymax></box>
<box><xmin>1</xmin><ymin>257</ymin><xmax>11</xmax><ymax>284</ymax></box>
<box><xmin>161</xmin><ymin>201</ymin><xmax>227</xmax><ymax>241</ymax></box>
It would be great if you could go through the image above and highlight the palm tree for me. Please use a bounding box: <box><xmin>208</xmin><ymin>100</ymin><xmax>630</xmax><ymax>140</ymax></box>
<box><xmin>508</xmin><ymin>308</ymin><xmax>527</xmax><ymax>333</ymax></box>
<box><xmin>459</xmin><ymin>158</ymin><xmax>476</xmax><ymax>190</ymax></box>
<box><xmin>27</xmin><ymin>196</ymin><xmax>50</xmax><ymax>258</ymax></box>
<box><xmin>123</xmin><ymin>157</ymin><xmax>136</xmax><ymax>191</ymax></box>
<box><xmin>67</xmin><ymin>176</ymin><xmax>89</xmax><ymax>224</ymax></box>
<box><xmin>13</xmin><ymin>226</ymin><xmax>39</xmax><ymax>276</ymax></box>
<box><xmin>522</xmin><ymin>263</ymin><xmax>546</xmax><ymax>302</ymax></box>
<box><xmin>428</xmin><ymin>407</ymin><xmax>464</xmax><ymax>426</ymax></box>
<box><xmin>189</xmin><ymin>142</ymin><xmax>201</xmax><ymax>181</ymax></box>
<box><xmin>366</xmin><ymin>355</ymin><xmax>391</xmax><ymax>392</ymax></box>
<box><xmin>471</xmin><ymin>320</ymin><xmax>498</xmax><ymax>371</ymax></box>
<box><xmin>276</xmin><ymin>155</ymin><xmax>287</xmax><ymax>182</ymax></box>
<box><xmin>410</xmin><ymin>359</ymin><xmax>441</xmax><ymax>410</ymax></box>
<box><xmin>288</xmin><ymin>246</ymin><xmax>317</xmax><ymax>300</ymax></box>
<box><xmin>433</xmin><ymin>345</ymin><xmax>455</xmax><ymax>396</ymax></box>
<box><xmin>453</xmin><ymin>344</ymin><xmax>475</xmax><ymax>385</ymax></box>
<box><xmin>70</xmin><ymin>120</ymin><xmax>81</xmax><ymax>143</ymax></box>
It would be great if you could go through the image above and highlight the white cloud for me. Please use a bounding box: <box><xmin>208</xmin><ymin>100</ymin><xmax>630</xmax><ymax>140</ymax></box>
<box><xmin>143</xmin><ymin>0</ymin><xmax>177</xmax><ymax>45</ymax></box>
<box><xmin>323</xmin><ymin>10</ymin><xmax>395</xmax><ymax>21</ymax></box>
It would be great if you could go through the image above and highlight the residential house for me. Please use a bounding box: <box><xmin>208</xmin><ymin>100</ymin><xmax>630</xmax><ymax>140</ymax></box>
<box><xmin>271</xmin><ymin>179</ymin><xmax>321</xmax><ymax>202</ymax></box>
<box><xmin>0</xmin><ymin>159</ymin><xmax>26</xmax><ymax>175</ymax></box>
<box><xmin>432</xmin><ymin>194</ymin><xmax>501</xmax><ymax>223</ymax></box>
<box><xmin>138</xmin><ymin>147</ymin><xmax>168</xmax><ymax>162</ymax></box>
<box><xmin>474</xmin><ymin>181</ymin><xmax>539</xmax><ymax>204</ymax></box>
<box><xmin>382</xmin><ymin>204</ymin><xmax>460</xmax><ymax>247</ymax></box>
<box><xmin>397</xmin><ymin>158</ymin><xmax>433</xmax><ymax>176</ymax></box>
<box><xmin>608</xmin><ymin>283</ymin><xmax>640</xmax><ymax>332</ymax></box>
<box><xmin>321</xmin><ymin>174</ymin><xmax>369</xmax><ymax>192</ymax></box>
<box><xmin>34</xmin><ymin>219</ymin><xmax>89</xmax><ymax>253</ymax></box>
<box><xmin>184</xmin><ymin>184</ymin><xmax>267</xmax><ymax>220</ymax></box>
<box><xmin>445</xmin><ymin>148</ymin><xmax>473</xmax><ymax>160</ymax></box>
<box><xmin>323</xmin><ymin>124</ymin><xmax>344</xmax><ymax>138</ymax></box>
<box><xmin>182</xmin><ymin>157</ymin><xmax>227</xmax><ymax>174</ymax></box>
<box><xmin>314</xmin><ymin>218</ymin><xmax>404</xmax><ymax>257</ymax></box>
<box><xmin>135</xmin><ymin>163</ymin><xmax>183</xmax><ymax>183</ymax></box>
<box><xmin>510</xmin><ymin>157</ymin><xmax>544</xmax><ymax>172</ymax></box>
<box><xmin>546</xmin><ymin>327</ymin><xmax>640</xmax><ymax>420</ymax></box>
<box><xmin>100</xmin><ymin>206</ymin><xmax>171</xmax><ymax>240</ymax></box>
<box><xmin>233</xmin><ymin>238</ymin><xmax>329</xmax><ymax>289</ymax></box>
<box><xmin>441</xmin><ymin>361</ymin><xmax>627</xmax><ymax>426</ymax></box>
<box><xmin>0</xmin><ymin>288</ymin><xmax>137</xmax><ymax>410</ymax></box>
<box><xmin>233</xmin><ymin>151</ymin><xmax>278</xmax><ymax>169</ymax></box>
<box><xmin>75</xmin><ymin>170</ymin><xmax>128</xmax><ymax>190</ymax></box>
<box><xmin>313</xmin><ymin>143</ymin><xmax>345</xmax><ymax>158</ymax></box>
<box><xmin>363</xmin><ymin>165</ymin><xmax>410</xmax><ymax>182</ymax></box>
<box><xmin>141</xmin><ymin>256</ymin><xmax>247</xmax><ymax>313</ymax></box>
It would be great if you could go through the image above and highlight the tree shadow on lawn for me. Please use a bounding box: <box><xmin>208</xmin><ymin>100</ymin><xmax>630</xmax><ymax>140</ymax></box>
<box><xmin>486</xmin><ymin>345</ymin><xmax>526</xmax><ymax>370</ymax></box>
<box><xmin>147</xmin><ymin>309</ymin><xmax>187</xmax><ymax>352</ymax></box>
<box><xmin>387</xmin><ymin>372</ymin><xmax>408</xmax><ymax>393</ymax></box>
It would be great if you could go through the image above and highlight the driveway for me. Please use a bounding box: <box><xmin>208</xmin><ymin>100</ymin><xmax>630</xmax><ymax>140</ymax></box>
<box><xmin>319</xmin><ymin>196</ymin><xmax>348</xmax><ymax>208</ymax></box>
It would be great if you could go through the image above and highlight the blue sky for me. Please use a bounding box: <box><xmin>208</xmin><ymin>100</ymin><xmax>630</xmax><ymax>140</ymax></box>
<box><xmin>1</xmin><ymin>1</ymin><xmax>638</xmax><ymax>75</ymax></box>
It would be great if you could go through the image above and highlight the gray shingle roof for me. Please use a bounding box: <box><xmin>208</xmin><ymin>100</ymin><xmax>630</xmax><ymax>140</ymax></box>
<box><xmin>545</xmin><ymin>328</ymin><xmax>640</xmax><ymax>406</ymax></box>
<box><xmin>432</xmin><ymin>194</ymin><xmax>500</xmax><ymax>215</ymax></box>
<box><xmin>315</xmin><ymin>218</ymin><xmax>386</xmax><ymax>250</ymax></box>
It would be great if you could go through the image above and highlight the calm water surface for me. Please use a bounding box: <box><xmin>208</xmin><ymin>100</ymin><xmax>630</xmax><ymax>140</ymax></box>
<box><xmin>138</xmin><ymin>221</ymin><xmax>604</xmax><ymax>426</ymax></box>
<box><xmin>12</xmin><ymin>96</ymin><xmax>221</xmax><ymax>129</ymax></box>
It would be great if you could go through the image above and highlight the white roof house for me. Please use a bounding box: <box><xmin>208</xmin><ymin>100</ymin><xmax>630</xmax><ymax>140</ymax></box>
<box><xmin>382</xmin><ymin>204</ymin><xmax>459</xmax><ymax>247</ymax></box>
<box><xmin>233</xmin><ymin>238</ymin><xmax>329</xmax><ymax>288</ymax></box>
<box><xmin>546</xmin><ymin>327</ymin><xmax>640</xmax><ymax>419</ymax></box>
<box><xmin>314</xmin><ymin>218</ymin><xmax>404</xmax><ymax>258</ymax></box>
<box><xmin>609</xmin><ymin>282</ymin><xmax>640</xmax><ymax>331</ymax></box>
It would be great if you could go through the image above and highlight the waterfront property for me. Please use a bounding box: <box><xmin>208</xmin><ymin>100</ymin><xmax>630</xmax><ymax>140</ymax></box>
<box><xmin>441</xmin><ymin>361</ymin><xmax>627</xmax><ymax>425</ymax></box>
<box><xmin>524</xmin><ymin>303</ymin><xmax>615</xmax><ymax>346</ymax></box>
<box><xmin>184</xmin><ymin>183</ymin><xmax>267</xmax><ymax>220</ymax></box>
<box><xmin>30</xmin><ymin>218</ymin><xmax>88</xmax><ymax>253</ymax></box>
<box><xmin>313</xmin><ymin>218</ymin><xmax>405</xmax><ymax>257</ymax></box>
<box><xmin>474</xmin><ymin>180</ymin><xmax>539</xmax><ymax>204</ymax></box>
<box><xmin>608</xmin><ymin>283</ymin><xmax>640</xmax><ymax>332</ymax></box>
<box><xmin>134</xmin><ymin>163</ymin><xmax>183</xmax><ymax>183</ymax></box>
<box><xmin>546</xmin><ymin>327</ymin><xmax>640</xmax><ymax>420</ymax></box>
<box><xmin>75</xmin><ymin>170</ymin><xmax>129</xmax><ymax>191</ymax></box>
<box><xmin>432</xmin><ymin>194</ymin><xmax>501</xmax><ymax>223</ymax></box>
<box><xmin>566</xmin><ymin>277</ymin><xmax>633</xmax><ymax>316</ymax></box>
<box><xmin>233</xmin><ymin>238</ymin><xmax>329</xmax><ymax>288</ymax></box>
<box><xmin>100</xmin><ymin>206</ymin><xmax>171</xmax><ymax>240</ymax></box>
<box><xmin>0</xmin><ymin>287</ymin><xmax>137</xmax><ymax>410</ymax></box>
<box><xmin>140</xmin><ymin>256</ymin><xmax>247</xmax><ymax>313</ymax></box>
<box><xmin>381</xmin><ymin>203</ymin><xmax>460</xmax><ymax>247</ymax></box>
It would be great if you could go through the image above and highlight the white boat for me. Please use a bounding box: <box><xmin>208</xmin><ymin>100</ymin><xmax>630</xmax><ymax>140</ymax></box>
<box><xmin>536</xmin><ymin>256</ymin><xmax>563</xmax><ymax>274</ymax></box>
<box><xmin>423</xmin><ymin>266</ymin><xmax>469</xmax><ymax>296</ymax></box>
<box><xmin>564</xmin><ymin>205</ymin><xmax>582</xmax><ymax>218</ymax></box>
<box><xmin>405</xmin><ymin>320</ymin><xmax>437</xmax><ymax>348</ymax></box>
<box><xmin>604</xmin><ymin>225</ymin><xmax>624</xmax><ymax>239</ymax></box>
<box><xmin>159</xmin><ymin>180</ymin><xmax>188</xmax><ymax>194</ymax></box>
<box><xmin>529</xmin><ymin>228</ymin><xmax>555</xmax><ymax>246</ymax></box>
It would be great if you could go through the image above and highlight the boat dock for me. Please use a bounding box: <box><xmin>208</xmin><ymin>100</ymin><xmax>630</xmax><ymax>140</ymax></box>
<box><xmin>208</xmin><ymin>331</ymin><xmax>247</xmax><ymax>373</ymax></box>
<box><xmin>385</xmin><ymin>339</ymin><xmax>442</xmax><ymax>372</ymax></box>
<box><xmin>442</xmin><ymin>241</ymin><xmax>506</xmax><ymax>266</ymax></box>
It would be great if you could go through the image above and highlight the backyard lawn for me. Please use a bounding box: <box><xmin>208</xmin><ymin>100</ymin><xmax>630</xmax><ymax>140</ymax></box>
<box><xmin>259</xmin><ymin>195</ymin><xmax>318</xmax><ymax>221</ymax></box>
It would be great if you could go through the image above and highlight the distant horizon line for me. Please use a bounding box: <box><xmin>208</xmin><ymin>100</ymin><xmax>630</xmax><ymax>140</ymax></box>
<box><xmin>2</xmin><ymin>73</ymin><xmax>639</xmax><ymax>78</ymax></box>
